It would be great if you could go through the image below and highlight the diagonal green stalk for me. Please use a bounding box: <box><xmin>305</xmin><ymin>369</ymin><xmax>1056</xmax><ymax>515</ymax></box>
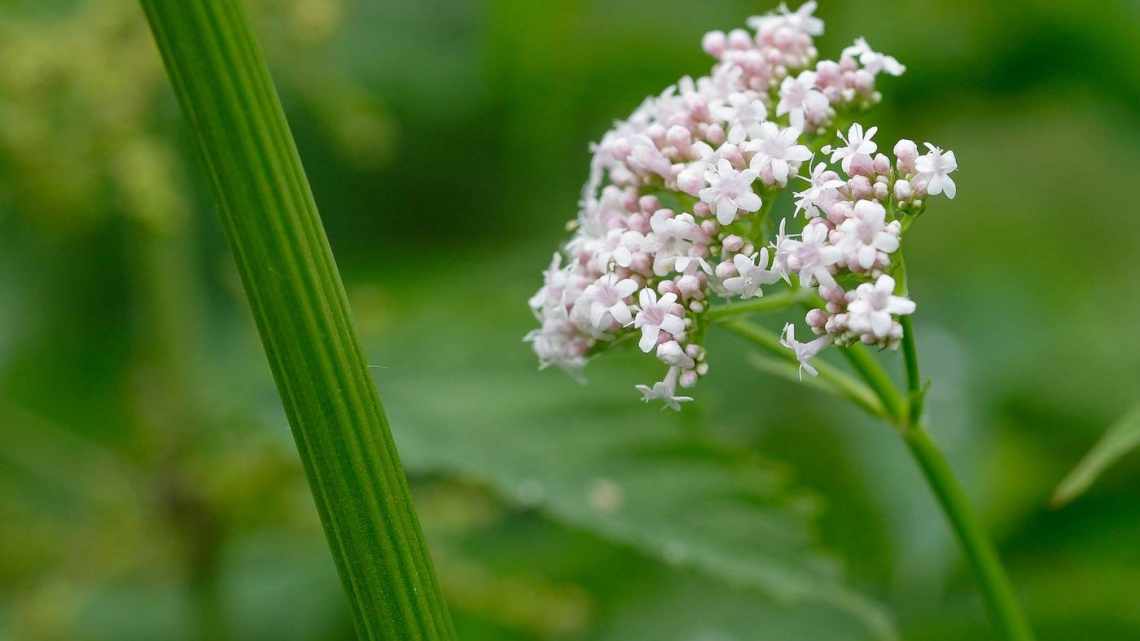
<box><xmin>715</xmin><ymin>264</ymin><xmax>1034</xmax><ymax>640</ymax></box>
<box><xmin>897</xmin><ymin>311</ymin><xmax>1034</xmax><ymax>641</ymax></box>
<box><xmin>722</xmin><ymin>320</ymin><xmax>887</xmax><ymax>419</ymax></box>
<box><xmin>138</xmin><ymin>2</ymin><xmax>457</xmax><ymax>640</ymax></box>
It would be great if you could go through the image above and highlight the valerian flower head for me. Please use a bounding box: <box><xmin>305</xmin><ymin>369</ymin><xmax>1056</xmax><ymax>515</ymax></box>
<box><xmin>525</xmin><ymin>2</ymin><xmax>952</xmax><ymax>409</ymax></box>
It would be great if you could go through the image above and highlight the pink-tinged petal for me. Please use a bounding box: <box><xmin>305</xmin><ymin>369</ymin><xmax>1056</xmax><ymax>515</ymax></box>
<box><xmin>943</xmin><ymin>176</ymin><xmax>956</xmax><ymax>199</ymax></box>
<box><xmin>660</xmin><ymin>314</ymin><xmax>686</xmax><ymax>336</ymax></box>
<box><xmin>590</xmin><ymin>303</ymin><xmax>608</xmax><ymax>328</ymax></box>
<box><xmin>733</xmin><ymin>253</ymin><xmax>753</xmax><ymax>273</ymax></box>
<box><xmin>639</xmin><ymin>327</ymin><xmax>659</xmax><ymax>352</ymax></box>
<box><xmin>716</xmin><ymin>199</ymin><xmax>738</xmax><ymax>225</ymax></box>
<box><xmin>870</xmin><ymin>311</ymin><xmax>892</xmax><ymax>337</ymax></box>
<box><xmin>659</xmin><ymin>292</ymin><xmax>678</xmax><ymax>306</ymax></box>
<box><xmin>876</xmin><ymin>233</ymin><xmax>899</xmax><ymax>253</ymax></box>
<box><xmin>610</xmin><ymin>303</ymin><xmax>633</xmax><ymax>326</ymax></box>
<box><xmin>737</xmin><ymin>191</ymin><xmax>762</xmax><ymax>212</ymax></box>
<box><xmin>788</xmin><ymin>145</ymin><xmax>812</xmax><ymax>162</ymax></box>
<box><xmin>926</xmin><ymin>176</ymin><xmax>943</xmax><ymax>195</ymax></box>
<box><xmin>722</xmin><ymin>276</ymin><xmax>744</xmax><ymax>292</ymax></box>
<box><xmin>616</xmin><ymin>279</ymin><xmax>639</xmax><ymax>297</ymax></box>
<box><xmin>638</xmin><ymin>288</ymin><xmax>656</xmax><ymax>308</ymax></box>
<box><xmin>858</xmin><ymin>245</ymin><xmax>876</xmax><ymax>270</ymax></box>
<box><xmin>773</xmin><ymin>159</ymin><xmax>789</xmax><ymax>184</ymax></box>
<box><xmin>888</xmin><ymin>296</ymin><xmax>916</xmax><ymax>315</ymax></box>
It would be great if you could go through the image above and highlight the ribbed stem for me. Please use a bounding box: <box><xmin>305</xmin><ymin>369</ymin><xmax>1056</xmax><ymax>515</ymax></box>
<box><xmin>138</xmin><ymin>2</ymin><xmax>457</xmax><ymax>640</ymax></box>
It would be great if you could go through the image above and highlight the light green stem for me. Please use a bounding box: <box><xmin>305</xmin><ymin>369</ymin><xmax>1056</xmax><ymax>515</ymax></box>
<box><xmin>722</xmin><ymin>320</ymin><xmax>887</xmax><ymax>419</ymax></box>
<box><xmin>897</xmin><ymin>307</ymin><xmax>1033</xmax><ymax>641</ymax></box>
<box><xmin>901</xmin><ymin>427</ymin><xmax>1036</xmax><ymax>641</ymax></box>
<box><xmin>138</xmin><ymin>2</ymin><xmax>457</xmax><ymax>640</ymax></box>
<box><xmin>706</xmin><ymin>288</ymin><xmax>815</xmax><ymax>321</ymax></box>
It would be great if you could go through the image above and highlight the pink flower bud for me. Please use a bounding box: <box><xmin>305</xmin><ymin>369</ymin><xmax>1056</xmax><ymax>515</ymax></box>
<box><xmin>679</xmin><ymin>369</ymin><xmax>699</xmax><ymax>388</ymax></box>
<box><xmin>722</xmin><ymin>234</ymin><xmax>745</xmax><ymax>252</ymax></box>
<box><xmin>702</xmin><ymin>31</ymin><xmax>726</xmax><ymax>57</ymax></box>
<box><xmin>893</xmin><ymin>179</ymin><xmax>913</xmax><ymax>200</ymax></box>
<box><xmin>677</xmin><ymin>274</ymin><xmax>701</xmax><ymax>297</ymax></box>
<box><xmin>715</xmin><ymin>260</ymin><xmax>738</xmax><ymax>279</ymax></box>
<box><xmin>873</xmin><ymin>153</ymin><xmax>891</xmax><ymax>175</ymax></box>
<box><xmin>705</xmin><ymin>123</ymin><xmax>726</xmax><ymax>146</ymax></box>
<box><xmin>666</xmin><ymin>125</ymin><xmax>692</xmax><ymax>153</ymax></box>
<box><xmin>728</xmin><ymin>29</ymin><xmax>752</xmax><ymax>50</ymax></box>
<box><xmin>638</xmin><ymin>195</ymin><xmax>661</xmax><ymax>213</ymax></box>
<box><xmin>894</xmin><ymin>139</ymin><xmax>918</xmax><ymax>173</ymax></box>
<box><xmin>848</xmin><ymin>153</ymin><xmax>874</xmax><ymax>177</ymax></box>
<box><xmin>848</xmin><ymin>175</ymin><xmax>873</xmax><ymax>200</ymax></box>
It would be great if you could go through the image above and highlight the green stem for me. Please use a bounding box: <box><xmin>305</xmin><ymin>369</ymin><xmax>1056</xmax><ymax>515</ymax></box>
<box><xmin>706</xmin><ymin>288</ymin><xmax>815</xmax><ymax>321</ymax></box>
<box><xmin>899</xmin><ymin>315</ymin><xmax>923</xmax><ymax>427</ymax></box>
<box><xmin>138</xmin><ymin>3</ymin><xmax>457</xmax><ymax>640</ymax></box>
<box><xmin>891</xmin><ymin>264</ymin><xmax>1030</xmax><ymax>638</ymax></box>
<box><xmin>722</xmin><ymin>320</ymin><xmax>887</xmax><ymax>419</ymax></box>
<box><xmin>902</xmin><ymin>427</ymin><xmax>1036</xmax><ymax>641</ymax></box>
<box><xmin>840</xmin><ymin>345</ymin><xmax>906</xmax><ymax>424</ymax></box>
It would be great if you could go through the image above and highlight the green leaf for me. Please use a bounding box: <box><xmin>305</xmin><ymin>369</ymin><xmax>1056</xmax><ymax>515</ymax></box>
<box><xmin>376</xmin><ymin>354</ymin><xmax>896</xmax><ymax>640</ymax></box>
<box><xmin>138</xmin><ymin>2</ymin><xmax>455</xmax><ymax>640</ymax></box>
<box><xmin>1052</xmin><ymin>404</ymin><xmax>1140</xmax><ymax>507</ymax></box>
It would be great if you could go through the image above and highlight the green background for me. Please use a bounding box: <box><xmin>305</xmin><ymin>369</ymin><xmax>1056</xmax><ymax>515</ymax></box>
<box><xmin>2</xmin><ymin>1</ymin><xmax>1138</xmax><ymax>640</ymax></box>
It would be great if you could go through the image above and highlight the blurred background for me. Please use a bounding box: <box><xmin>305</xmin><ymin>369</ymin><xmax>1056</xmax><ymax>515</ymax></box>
<box><xmin>2</xmin><ymin>1</ymin><xmax>1139</xmax><ymax>640</ymax></box>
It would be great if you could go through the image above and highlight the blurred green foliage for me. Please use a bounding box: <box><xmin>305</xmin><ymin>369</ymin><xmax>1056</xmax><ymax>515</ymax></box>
<box><xmin>2</xmin><ymin>1</ymin><xmax>1139</xmax><ymax>640</ymax></box>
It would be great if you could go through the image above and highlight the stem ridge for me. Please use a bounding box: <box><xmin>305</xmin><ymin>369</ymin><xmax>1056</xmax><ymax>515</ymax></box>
<box><xmin>139</xmin><ymin>2</ymin><xmax>457</xmax><ymax>639</ymax></box>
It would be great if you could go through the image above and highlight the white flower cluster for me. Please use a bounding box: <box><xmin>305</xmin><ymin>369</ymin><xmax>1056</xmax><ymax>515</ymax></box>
<box><xmin>525</xmin><ymin>2</ymin><xmax>957</xmax><ymax>409</ymax></box>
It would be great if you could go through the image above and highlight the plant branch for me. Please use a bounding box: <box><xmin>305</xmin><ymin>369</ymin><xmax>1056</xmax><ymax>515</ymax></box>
<box><xmin>902</xmin><ymin>427</ymin><xmax>1036</xmax><ymax>641</ymax></box>
<box><xmin>138</xmin><ymin>2</ymin><xmax>457</xmax><ymax>639</ymax></box>
<box><xmin>706</xmin><ymin>288</ymin><xmax>815</xmax><ymax>322</ymax></box>
<box><xmin>722</xmin><ymin>320</ymin><xmax>887</xmax><ymax>419</ymax></box>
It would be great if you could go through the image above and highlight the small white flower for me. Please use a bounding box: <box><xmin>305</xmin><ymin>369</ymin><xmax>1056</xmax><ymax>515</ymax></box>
<box><xmin>722</xmin><ymin>249</ymin><xmax>780</xmax><ymax>299</ymax></box>
<box><xmin>656</xmin><ymin>340</ymin><xmax>695</xmax><ymax>369</ymax></box>
<box><xmin>648</xmin><ymin>211</ymin><xmax>700</xmax><ymax>276</ymax></box>
<box><xmin>794</xmin><ymin>162</ymin><xmax>844</xmax><ymax>218</ymax></box>
<box><xmin>627</xmin><ymin>134</ymin><xmax>673</xmax><ymax>179</ymax></box>
<box><xmin>846</xmin><ymin>275</ymin><xmax>916</xmax><ymax>339</ymax></box>
<box><xmin>746</xmin><ymin>122</ymin><xmax>812</xmax><ymax>186</ymax></box>
<box><xmin>712</xmin><ymin>91</ymin><xmax>769</xmax><ymax>141</ymax></box>
<box><xmin>842</xmin><ymin>37</ymin><xmax>905</xmax><ymax>76</ymax></box>
<box><xmin>635</xmin><ymin>367</ymin><xmax>693</xmax><ymax>411</ymax></box>
<box><xmin>777</xmin><ymin>71</ymin><xmax>829</xmax><ymax>130</ymax></box>
<box><xmin>915</xmin><ymin>143</ymin><xmax>958</xmax><ymax>199</ymax></box>
<box><xmin>826</xmin><ymin>123</ymin><xmax>878</xmax><ymax>174</ymax></box>
<box><xmin>700</xmin><ymin>159</ymin><xmax>762</xmax><ymax>226</ymax></box>
<box><xmin>774</xmin><ymin>218</ymin><xmax>842</xmax><ymax>287</ymax></box>
<box><xmin>836</xmin><ymin>200</ymin><xmax>901</xmax><ymax>270</ymax></box>
<box><xmin>633</xmin><ymin>288</ymin><xmax>686</xmax><ymax>352</ymax></box>
<box><xmin>780</xmin><ymin>323</ymin><xmax>832</xmax><ymax>378</ymax></box>
<box><xmin>582</xmin><ymin>273</ymin><xmax>640</xmax><ymax>329</ymax></box>
<box><xmin>749</xmin><ymin>1</ymin><xmax>825</xmax><ymax>37</ymax></box>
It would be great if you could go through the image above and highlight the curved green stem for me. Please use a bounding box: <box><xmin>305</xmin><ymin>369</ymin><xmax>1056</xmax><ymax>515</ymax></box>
<box><xmin>840</xmin><ymin>345</ymin><xmax>906</xmax><ymax>424</ymax></box>
<box><xmin>895</xmin><ymin>265</ymin><xmax>1033</xmax><ymax>641</ymax></box>
<box><xmin>139</xmin><ymin>2</ymin><xmax>457</xmax><ymax>640</ymax></box>
<box><xmin>902</xmin><ymin>427</ymin><xmax>1036</xmax><ymax>641</ymax></box>
<box><xmin>722</xmin><ymin>320</ymin><xmax>887</xmax><ymax>419</ymax></box>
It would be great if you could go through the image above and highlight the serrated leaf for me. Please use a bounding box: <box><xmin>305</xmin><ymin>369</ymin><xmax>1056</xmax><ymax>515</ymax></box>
<box><xmin>1052</xmin><ymin>404</ymin><xmax>1140</xmax><ymax>507</ymax></box>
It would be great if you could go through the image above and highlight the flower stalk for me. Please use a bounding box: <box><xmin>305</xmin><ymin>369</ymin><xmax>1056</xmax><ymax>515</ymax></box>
<box><xmin>138</xmin><ymin>2</ymin><xmax>457</xmax><ymax>640</ymax></box>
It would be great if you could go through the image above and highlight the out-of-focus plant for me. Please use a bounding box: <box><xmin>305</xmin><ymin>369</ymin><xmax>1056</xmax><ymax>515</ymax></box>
<box><xmin>0</xmin><ymin>0</ymin><xmax>391</xmax><ymax>234</ymax></box>
<box><xmin>525</xmin><ymin>3</ymin><xmax>1032</xmax><ymax>640</ymax></box>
